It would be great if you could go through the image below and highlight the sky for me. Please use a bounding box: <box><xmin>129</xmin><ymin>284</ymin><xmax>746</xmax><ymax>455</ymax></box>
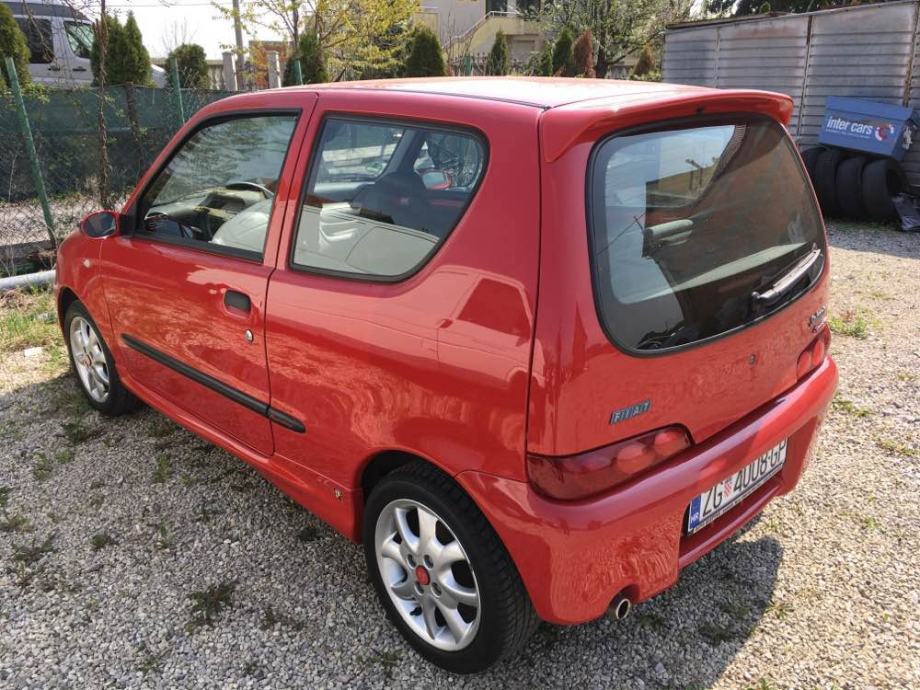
<box><xmin>81</xmin><ymin>1</ymin><xmax>279</xmax><ymax>59</ymax></box>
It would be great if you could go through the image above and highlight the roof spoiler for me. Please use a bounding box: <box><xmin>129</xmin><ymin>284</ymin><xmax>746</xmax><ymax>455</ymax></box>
<box><xmin>540</xmin><ymin>90</ymin><xmax>794</xmax><ymax>163</ymax></box>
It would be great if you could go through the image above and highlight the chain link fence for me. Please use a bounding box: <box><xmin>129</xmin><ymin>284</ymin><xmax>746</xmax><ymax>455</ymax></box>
<box><xmin>1</xmin><ymin>81</ymin><xmax>234</xmax><ymax>277</ymax></box>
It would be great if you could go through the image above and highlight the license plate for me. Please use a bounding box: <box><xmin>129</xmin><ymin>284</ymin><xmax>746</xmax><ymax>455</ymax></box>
<box><xmin>686</xmin><ymin>439</ymin><xmax>788</xmax><ymax>535</ymax></box>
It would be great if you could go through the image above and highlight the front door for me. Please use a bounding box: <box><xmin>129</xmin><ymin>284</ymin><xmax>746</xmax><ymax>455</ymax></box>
<box><xmin>101</xmin><ymin>111</ymin><xmax>304</xmax><ymax>456</ymax></box>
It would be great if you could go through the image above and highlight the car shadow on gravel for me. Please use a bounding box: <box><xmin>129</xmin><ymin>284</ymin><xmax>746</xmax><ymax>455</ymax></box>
<box><xmin>474</xmin><ymin>529</ymin><xmax>785</xmax><ymax>689</ymax></box>
<box><xmin>1</xmin><ymin>371</ymin><xmax>784</xmax><ymax>689</ymax></box>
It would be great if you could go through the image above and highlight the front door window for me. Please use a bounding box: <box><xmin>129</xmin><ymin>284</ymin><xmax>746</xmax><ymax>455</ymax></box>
<box><xmin>137</xmin><ymin>114</ymin><xmax>298</xmax><ymax>259</ymax></box>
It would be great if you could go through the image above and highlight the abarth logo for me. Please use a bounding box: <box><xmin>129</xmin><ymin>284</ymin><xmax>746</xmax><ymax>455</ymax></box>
<box><xmin>609</xmin><ymin>400</ymin><xmax>651</xmax><ymax>425</ymax></box>
<box><xmin>809</xmin><ymin>305</ymin><xmax>828</xmax><ymax>332</ymax></box>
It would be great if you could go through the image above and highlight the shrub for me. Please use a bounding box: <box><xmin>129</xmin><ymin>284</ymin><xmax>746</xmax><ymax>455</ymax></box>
<box><xmin>485</xmin><ymin>29</ymin><xmax>510</xmax><ymax>76</ymax></box>
<box><xmin>0</xmin><ymin>2</ymin><xmax>30</xmax><ymax>89</ymax></box>
<box><xmin>282</xmin><ymin>31</ymin><xmax>328</xmax><ymax>86</ymax></box>
<box><xmin>631</xmin><ymin>44</ymin><xmax>656</xmax><ymax>79</ymax></box>
<box><xmin>168</xmin><ymin>43</ymin><xmax>208</xmax><ymax>88</ymax></box>
<box><xmin>573</xmin><ymin>30</ymin><xmax>595</xmax><ymax>78</ymax></box>
<box><xmin>403</xmin><ymin>25</ymin><xmax>446</xmax><ymax>77</ymax></box>
<box><xmin>91</xmin><ymin>12</ymin><xmax>151</xmax><ymax>86</ymax></box>
<box><xmin>551</xmin><ymin>27</ymin><xmax>575</xmax><ymax>77</ymax></box>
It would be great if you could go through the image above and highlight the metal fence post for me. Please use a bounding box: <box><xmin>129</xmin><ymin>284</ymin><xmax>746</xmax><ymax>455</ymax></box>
<box><xmin>292</xmin><ymin>59</ymin><xmax>304</xmax><ymax>86</ymax></box>
<box><xmin>170</xmin><ymin>58</ymin><xmax>186</xmax><ymax>126</ymax></box>
<box><xmin>4</xmin><ymin>57</ymin><xmax>55</xmax><ymax>249</ymax></box>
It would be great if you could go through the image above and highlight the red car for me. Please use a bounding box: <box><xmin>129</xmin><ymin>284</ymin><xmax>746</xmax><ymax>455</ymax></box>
<box><xmin>55</xmin><ymin>78</ymin><xmax>837</xmax><ymax>672</ymax></box>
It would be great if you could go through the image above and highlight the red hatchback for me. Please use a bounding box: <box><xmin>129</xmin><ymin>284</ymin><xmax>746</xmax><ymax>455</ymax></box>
<box><xmin>55</xmin><ymin>78</ymin><xmax>837</xmax><ymax>672</ymax></box>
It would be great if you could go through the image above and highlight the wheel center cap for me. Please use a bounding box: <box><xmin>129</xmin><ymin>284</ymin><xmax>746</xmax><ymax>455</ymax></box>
<box><xmin>415</xmin><ymin>565</ymin><xmax>430</xmax><ymax>586</ymax></box>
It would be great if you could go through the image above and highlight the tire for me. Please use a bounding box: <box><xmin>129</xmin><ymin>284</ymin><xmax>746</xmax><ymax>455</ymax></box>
<box><xmin>363</xmin><ymin>462</ymin><xmax>538</xmax><ymax>673</ymax></box>
<box><xmin>814</xmin><ymin>147</ymin><xmax>845</xmax><ymax>217</ymax></box>
<box><xmin>862</xmin><ymin>158</ymin><xmax>907</xmax><ymax>222</ymax></box>
<box><xmin>64</xmin><ymin>301</ymin><xmax>139</xmax><ymax>415</ymax></box>
<box><xmin>801</xmin><ymin>146</ymin><xmax>824</xmax><ymax>183</ymax></box>
<box><xmin>835</xmin><ymin>156</ymin><xmax>868</xmax><ymax>219</ymax></box>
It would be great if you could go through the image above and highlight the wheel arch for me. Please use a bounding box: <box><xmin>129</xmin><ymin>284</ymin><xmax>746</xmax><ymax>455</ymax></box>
<box><xmin>57</xmin><ymin>286</ymin><xmax>79</xmax><ymax>328</ymax></box>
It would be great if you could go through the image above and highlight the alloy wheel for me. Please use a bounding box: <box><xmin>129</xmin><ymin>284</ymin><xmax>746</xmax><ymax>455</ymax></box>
<box><xmin>69</xmin><ymin>316</ymin><xmax>110</xmax><ymax>403</ymax></box>
<box><xmin>374</xmin><ymin>498</ymin><xmax>481</xmax><ymax>651</ymax></box>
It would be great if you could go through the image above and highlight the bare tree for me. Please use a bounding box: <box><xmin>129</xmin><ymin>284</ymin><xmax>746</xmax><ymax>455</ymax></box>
<box><xmin>161</xmin><ymin>18</ymin><xmax>198</xmax><ymax>56</ymax></box>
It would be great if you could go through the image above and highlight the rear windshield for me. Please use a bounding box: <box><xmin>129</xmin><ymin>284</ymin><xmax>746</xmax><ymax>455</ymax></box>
<box><xmin>588</xmin><ymin>117</ymin><xmax>825</xmax><ymax>352</ymax></box>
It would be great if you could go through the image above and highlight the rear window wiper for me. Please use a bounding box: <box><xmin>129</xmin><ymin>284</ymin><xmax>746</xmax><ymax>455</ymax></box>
<box><xmin>751</xmin><ymin>245</ymin><xmax>822</xmax><ymax>308</ymax></box>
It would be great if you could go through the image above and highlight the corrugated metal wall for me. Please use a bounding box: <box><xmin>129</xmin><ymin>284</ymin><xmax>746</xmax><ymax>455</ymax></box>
<box><xmin>663</xmin><ymin>1</ymin><xmax>920</xmax><ymax>185</ymax></box>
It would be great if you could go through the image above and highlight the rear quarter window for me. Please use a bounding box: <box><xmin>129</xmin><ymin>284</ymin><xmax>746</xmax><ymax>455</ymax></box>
<box><xmin>587</xmin><ymin>116</ymin><xmax>826</xmax><ymax>353</ymax></box>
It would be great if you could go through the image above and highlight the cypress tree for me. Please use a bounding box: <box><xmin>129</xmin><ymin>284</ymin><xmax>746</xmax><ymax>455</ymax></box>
<box><xmin>485</xmin><ymin>29</ymin><xmax>510</xmax><ymax>76</ymax></box>
<box><xmin>121</xmin><ymin>12</ymin><xmax>151</xmax><ymax>85</ymax></box>
<box><xmin>168</xmin><ymin>43</ymin><xmax>209</xmax><ymax>88</ymax></box>
<box><xmin>551</xmin><ymin>27</ymin><xmax>575</xmax><ymax>77</ymax></box>
<box><xmin>0</xmin><ymin>2</ymin><xmax>30</xmax><ymax>89</ymax></box>
<box><xmin>282</xmin><ymin>31</ymin><xmax>328</xmax><ymax>86</ymax></box>
<box><xmin>403</xmin><ymin>25</ymin><xmax>446</xmax><ymax>78</ymax></box>
<box><xmin>573</xmin><ymin>30</ymin><xmax>595</xmax><ymax>78</ymax></box>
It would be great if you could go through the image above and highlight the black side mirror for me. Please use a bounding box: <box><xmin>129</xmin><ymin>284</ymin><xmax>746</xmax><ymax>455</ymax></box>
<box><xmin>80</xmin><ymin>211</ymin><xmax>120</xmax><ymax>238</ymax></box>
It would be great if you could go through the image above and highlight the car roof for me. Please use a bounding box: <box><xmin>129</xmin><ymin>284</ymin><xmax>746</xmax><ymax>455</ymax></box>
<box><xmin>285</xmin><ymin>77</ymin><xmax>712</xmax><ymax>110</ymax></box>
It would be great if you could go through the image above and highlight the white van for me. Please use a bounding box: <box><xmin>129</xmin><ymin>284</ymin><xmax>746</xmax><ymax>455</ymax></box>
<box><xmin>4</xmin><ymin>0</ymin><xmax>166</xmax><ymax>87</ymax></box>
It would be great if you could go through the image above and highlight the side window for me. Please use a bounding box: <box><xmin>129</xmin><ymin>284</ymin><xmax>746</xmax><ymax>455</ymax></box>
<box><xmin>15</xmin><ymin>18</ymin><xmax>54</xmax><ymax>64</ymax></box>
<box><xmin>64</xmin><ymin>22</ymin><xmax>93</xmax><ymax>60</ymax></box>
<box><xmin>137</xmin><ymin>115</ymin><xmax>298</xmax><ymax>259</ymax></box>
<box><xmin>292</xmin><ymin>117</ymin><xmax>486</xmax><ymax>279</ymax></box>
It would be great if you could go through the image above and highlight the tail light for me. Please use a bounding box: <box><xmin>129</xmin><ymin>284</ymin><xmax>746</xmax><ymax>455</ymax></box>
<box><xmin>797</xmin><ymin>326</ymin><xmax>830</xmax><ymax>380</ymax></box>
<box><xmin>526</xmin><ymin>426</ymin><xmax>692</xmax><ymax>501</ymax></box>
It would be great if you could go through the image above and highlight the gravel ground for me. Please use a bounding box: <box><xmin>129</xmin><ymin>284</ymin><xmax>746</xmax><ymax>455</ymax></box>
<box><xmin>0</xmin><ymin>222</ymin><xmax>917</xmax><ymax>689</ymax></box>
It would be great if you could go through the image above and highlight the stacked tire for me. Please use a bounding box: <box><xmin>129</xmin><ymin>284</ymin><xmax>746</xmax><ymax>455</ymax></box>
<box><xmin>801</xmin><ymin>145</ymin><xmax>908</xmax><ymax>222</ymax></box>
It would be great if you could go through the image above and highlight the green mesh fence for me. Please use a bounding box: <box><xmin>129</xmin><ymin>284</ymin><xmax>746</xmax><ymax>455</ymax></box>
<box><xmin>0</xmin><ymin>84</ymin><xmax>234</xmax><ymax>276</ymax></box>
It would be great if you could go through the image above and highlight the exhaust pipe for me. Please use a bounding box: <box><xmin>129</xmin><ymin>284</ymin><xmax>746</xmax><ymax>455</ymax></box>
<box><xmin>608</xmin><ymin>593</ymin><xmax>631</xmax><ymax>621</ymax></box>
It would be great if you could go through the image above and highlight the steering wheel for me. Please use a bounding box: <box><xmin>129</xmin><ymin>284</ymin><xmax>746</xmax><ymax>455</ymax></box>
<box><xmin>225</xmin><ymin>180</ymin><xmax>274</xmax><ymax>199</ymax></box>
<box><xmin>145</xmin><ymin>211</ymin><xmax>204</xmax><ymax>240</ymax></box>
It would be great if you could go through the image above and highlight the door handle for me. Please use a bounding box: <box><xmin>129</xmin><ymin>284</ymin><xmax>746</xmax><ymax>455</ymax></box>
<box><xmin>48</xmin><ymin>65</ymin><xmax>62</xmax><ymax>72</ymax></box>
<box><xmin>73</xmin><ymin>67</ymin><xmax>88</xmax><ymax>72</ymax></box>
<box><xmin>224</xmin><ymin>290</ymin><xmax>251</xmax><ymax>312</ymax></box>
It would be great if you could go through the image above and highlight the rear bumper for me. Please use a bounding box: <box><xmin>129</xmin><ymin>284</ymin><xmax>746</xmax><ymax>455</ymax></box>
<box><xmin>457</xmin><ymin>356</ymin><xmax>838</xmax><ymax>625</ymax></box>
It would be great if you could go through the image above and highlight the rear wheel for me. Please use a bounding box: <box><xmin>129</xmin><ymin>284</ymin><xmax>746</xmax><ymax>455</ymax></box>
<box><xmin>836</xmin><ymin>156</ymin><xmax>868</xmax><ymax>219</ymax></box>
<box><xmin>64</xmin><ymin>301</ymin><xmax>139</xmax><ymax>415</ymax></box>
<box><xmin>862</xmin><ymin>158</ymin><xmax>907</xmax><ymax>222</ymax></box>
<box><xmin>363</xmin><ymin>463</ymin><xmax>537</xmax><ymax>673</ymax></box>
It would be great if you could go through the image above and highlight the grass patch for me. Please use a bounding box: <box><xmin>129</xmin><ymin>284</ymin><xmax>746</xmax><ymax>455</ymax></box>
<box><xmin>831</xmin><ymin>396</ymin><xmax>871</xmax><ymax>418</ymax></box>
<box><xmin>12</xmin><ymin>534</ymin><xmax>55</xmax><ymax>565</ymax></box>
<box><xmin>827</xmin><ymin>310</ymin><xmax>870</xmax><ymax>339</ymax></box>
<box><xmin>897</xmin><ymin>371</ymin><xmax>916</xmax><ymax>383</ymax></box>
<box><xmin>0</xmin><ymin>486</ymin><xmax>10</xmax><ymax>509</ymax></box>
<box><xmin>857</xmin><ymin>515</ymin><xmax>881</xmax><ymax>532</ymax></box>
<box><xmin>0</xmin><ymin>288</ymin><xmax>59</xmax><ymax>353</ymax></box>
<box><xmin>136</xmin><ymin>643</ymin><xmax>169</xmax><ymax>675</ymax></box>
<box><xmin>363</xmin><ymin>649</ymin><xmax>401</xmax><ymax>680</ymax></box>
<box><xmin>698</xmin><ymin>622</ymin><xmax>739</xmax><ymax>645</ymax></box>
<box><xmin>187</xmin><ymin>581</ymin><xmax>237</xmax><ymax>630</ymax></box>
<box><xmin>0</xmin><ymin>514</ymin><xmax>31</xmax><ymax>533</ymax></box>
<box><xmin>54</xmin><ymin>447</ymin><xmax>75</xmax><ymax>464</ymax></box>
<box><xmin>152</xmin><ymin>454</ymin><xmax>173</xmax><ymax>483</ymax></box>
<box><xmin>876</xmin><ymin>438</ymin><xmax>918</xmax><ymax>458</ymax></box>
<box><xmin>62</xmin><ymin>418</ymin><xmax>101</xmax><ymax>445</ymax></box>
<box><xmin>32</xmin><ymin>452</ymin><xmax>54</xmax><ymax>481</ymax></box>
<box><xmin>90</xmin><ymin>532</ymin><xmax>117</xmax><ymax>551</ymax></box>
<box><xmin>155</xmin><ymin>523</ymin><xmax>174</xmax><ymax>550</ymax></box>
<box><xmin>765</xmin><ymin>600</ymin><xmax>794</xmax><ymax>620</ymax></box>
<box><xmin>146</xmin><ymin>416</ymin><xmax>176</xmax><ymax>439</ymax></box>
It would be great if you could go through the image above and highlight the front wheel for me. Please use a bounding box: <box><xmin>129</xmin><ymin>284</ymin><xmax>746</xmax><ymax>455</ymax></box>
<box><xmin>363</xmin><ymin>463</ymin><xmax>537</xmax><ymax>673</ymax></box>
<box><xmin>64</xmin><ymin>301</ymin><xmax>139</xmax><ymax>416</ymax></box>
